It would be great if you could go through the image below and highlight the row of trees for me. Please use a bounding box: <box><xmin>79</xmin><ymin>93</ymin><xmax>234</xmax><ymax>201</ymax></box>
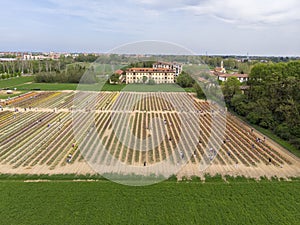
<box><xmin>1</xmin><ymin>55</ymin><xmax>294</xmax><ymax>77</ymax></box>
<box><xmin>223</xmin><ymin>61</ymin><xmax>300</xmax><ymax>150</ymax></box>
<box><xmin>75</xmin><ymin>54</ymin><xmax>98</xmax><ymax>63</ymax></box>
<box><xmin>34</xmin><ymin>64</ymin><xmax>96</xmax><ymax>84</ymax></box>
<box><xmin>0</xmin><ymin>60</ymin><xmax>66</xmax><ymax>75</ymax></box>
<box><xmin>1</xmin><ymin>72</ymin><xmax>22</xmax><ymax>80</ymax></box>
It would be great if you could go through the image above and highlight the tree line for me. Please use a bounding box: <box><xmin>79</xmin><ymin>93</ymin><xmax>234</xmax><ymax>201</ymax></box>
<box><xmin>34</xmin><ymin>64</ymin><xmax>96</xmax><ymax>84</ymax></box>
<box><xmin>0</xmin><ymin>59</ymin><xmax>67</xmax><ymax>75</ymax></box>
<box><xmin>223</xmin><ymin>61</ymin><xmax>300</xmax><ymax>150</ymax></box>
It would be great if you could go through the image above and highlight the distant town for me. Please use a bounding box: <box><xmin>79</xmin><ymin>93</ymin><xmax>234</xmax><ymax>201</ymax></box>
<box><xmin>0</xmin><ymin>51</ymin><xmax>299</xmax><ymax>86</ymax></box>
<box><xmin>0</xmin><ymin>51</ymin><xmax>299</xmax><ymax>62</ymax></box>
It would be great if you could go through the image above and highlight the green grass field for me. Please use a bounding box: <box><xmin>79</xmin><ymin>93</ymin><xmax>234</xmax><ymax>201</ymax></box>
<box><xmin>0</xmin><ymin>77</ymin><xmax>34</xmax><ymax>99</ymax></box>
<box><xmin>0</xmin><ymin>91</ymin><xmax>27</xmax><ymax>99</ymax></box>
<box><xmin>0</xmin><ymin>76</ymin><xmax>34</xmax><ymax>89</ymax></box>
<box><xmin>0</xmin><ymin>77</ymin><xmax>121</xmax><ymax>91</ymax></box>
<box><xmin>0</xmin><ymin>177</ymin><xmax>299</xmax><ymax>225</ymax></box>
<box><xmin>1</xmin><ymin>76</ymin><xmax>197</xmax><ymax>93</ymax></box>
<box><xmin>17</xmin><ymin>82</ymin><xmax>79</xmax><ymax>90</ymax></box>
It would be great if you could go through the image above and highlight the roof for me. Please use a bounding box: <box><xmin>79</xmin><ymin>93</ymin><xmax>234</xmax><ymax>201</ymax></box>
<box><xmin>115</xmin><ymin>69</ymin><xmax>123</xmax><ymax>75</ymax></box>
<box><xmin>218</xmin><ymin>73</ymin><xmax>249</xmax><ymax>78</ymax></box>
<box><xmin>153</xmin><ymin>61</ymin><xmax>181</xmax><ymax>66</ymax></box>
<box><xmin>126</xmin><ymin>68</ymin><xmax>175</xmax><ymax>73</ymax></box>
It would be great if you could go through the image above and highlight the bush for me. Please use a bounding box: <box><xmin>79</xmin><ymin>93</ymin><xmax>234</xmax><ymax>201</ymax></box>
<box><xmin>176</xmin><ymin>71</ymin><xmax>195</xmax><ymax>88</ymax></box>
<box><xmin>34</xmin><ymin>64</ymin><xmax>96</xmax><ymax>84</ymax></box>
<box><xmin>246</xmin><ymin>112</ymin><xmax>260</xmax><ymax>124</ymax></box>
<box><xmin>275</xmin><ymin>124</ymin><xmax>292</xmax><ymax>140</ymax></box>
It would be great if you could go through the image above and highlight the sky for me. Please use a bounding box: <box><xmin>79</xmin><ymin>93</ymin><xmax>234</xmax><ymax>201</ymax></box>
<box><xmin>0</xmin><ymin>0</ymin><xmax>299</xmax><ymax>55</ymax></box>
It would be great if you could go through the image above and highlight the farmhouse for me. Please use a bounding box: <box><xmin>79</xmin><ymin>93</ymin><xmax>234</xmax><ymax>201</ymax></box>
<box><xmin>210</xmin><ymin>61</ymin><xmax>248</xmax><ymax>83</ymax></box>
<box><xmin>217</xmin><ymin>73</ymin><xmax>249</xmax><ymax>82</ymax></box>
<box><xmin>125</xmin><ymin>68</ymin><xmax>175</xmax><ymax>84</ymax></box>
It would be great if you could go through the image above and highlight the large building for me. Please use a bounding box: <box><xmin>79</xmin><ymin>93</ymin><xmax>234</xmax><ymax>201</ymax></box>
<box><xmin>153</xmin><ymin>62</ymin><xmax>182</xmax><ymax>76</ymax></box>
<box><xmin>125</xmin><ymin>62</ymin><xmax>182</xmax><ymax>84</ymax></box>
<box><xmin>125</xmin><ymin>68</ymin><xmax>175</xmax><ymax>84</ymax></box>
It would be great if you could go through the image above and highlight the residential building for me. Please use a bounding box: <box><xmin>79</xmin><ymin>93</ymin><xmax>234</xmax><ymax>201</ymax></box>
<box><xmin>153</xmin><ymin>62</ymin><xmax>182</xmax><ymax>76</ymax></box>
<box><xmin>125</xmin><ymin>68</ymin><xmax>175</xmax><ymax>84</ymax></box>
<box><xmin>217</xmin><ymin>73</ymin><xmax>249</xmax><ymax>82</ymax></box>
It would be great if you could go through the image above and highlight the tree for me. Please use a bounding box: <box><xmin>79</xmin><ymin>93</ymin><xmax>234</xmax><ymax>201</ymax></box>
<box><xmin>142</xmin><ymin>75</ymin><xmax>148</xmax><ymax>84</ymax></box>
<box><xmin>222</xmin><ymin>77</ymin><xmax>241</xmax><ymax>105</ymax></box>
<box><xmin>148</xmin><ymin>78</ymin><xmax>155</xmax><ymax>85</ymax></box>
<box><xmin>231</xmin><ymin>94</ymin><xmax>247</xmax><ymax>116</ymax></box>
<box><xmin>176</xmin><ymin>71</ymin><xmax>194</xmax><ymax>88</ymax></box>
<box><xmin>110</xmin><ymin>73</ymin><xmax>120</xmax><ymax>84</ymax></box>
<box><xmin>238</xmin><ymin>63</ymin><xmax>251</xmax><ymax>74</ymax></box>
<box><xmin>193</xmin><ymin>83</ymin><xmax>206</xmax><ymax>99</ymax></box>
<box><xmin>231</xmin><ymin>60</ymin><xmax>300</xmax><ymax>150</ymax></box>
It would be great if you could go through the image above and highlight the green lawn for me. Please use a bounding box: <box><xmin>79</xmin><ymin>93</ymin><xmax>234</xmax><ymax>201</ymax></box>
<box><xmin>0</xmin><ymin>177</ymin><xmax>299</xmax><ymax>225</ymax></box>
<box><xmin>0</xmin><ymin>91</ymin><xmax>27</xmax><ymax>99</ymax></box>
<box><xmin>17</xmin><ymin>82</ymin><xmax>79</xmax><ymax>90</ymax></box>
<box><xmin>94</xmin><ymin>63</ymin><xmax>123</xmax><ymax>73</ymax></box>
<box><xmin>13</xmin><ymin>81</ymin><xmax>196</xmax><ymax>93</ymax></box>
<box><xmin>184</xmin><ymin>87</ymin><xmax>195</xmax><ymax>92</ymax></box>
<box><xmin>0</xmin><ymin>76</ymin><xmax>34</xmax><ymax>89</ymax></box>
<box><xmin>0</xmin><ymin>76</ymin><xmax>198</xmax><ymax>93</ymax></box>
<box><xmin>15</xmin><ymin>83</ymin><xmax>125</xmax><ymax>91</ymax></box>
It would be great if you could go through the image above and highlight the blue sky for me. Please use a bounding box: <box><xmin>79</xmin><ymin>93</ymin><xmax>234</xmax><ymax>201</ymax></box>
<box><xmin>0</xmin><ymin>0</ymin><xmax>299</xmax><ymax>55</ymax></box>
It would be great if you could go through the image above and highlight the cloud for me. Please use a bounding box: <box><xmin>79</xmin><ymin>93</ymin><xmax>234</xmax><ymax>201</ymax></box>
<box><xmin>131</xmin><ymin>0</ymin><xmax>300</xmax><ymax>27</ymax></box>
<box><xmin>0</xmin><ymin>0</ymin><xmax>299</xmax><ymax>54</ymax></box>
<box><xmin>32</xmin><ymin>0</ymin><xmax>300</xmax><ymax>29</ymax></box>
<box><xmin>33</xmin><ymin>0</ymin><xmax>162</xmax><ymax>32</ymax></box>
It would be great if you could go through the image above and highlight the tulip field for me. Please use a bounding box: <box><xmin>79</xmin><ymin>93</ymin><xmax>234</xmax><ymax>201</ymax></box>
<box><xmin>0</xmin><ymin>91</ymin><xmax>299</xmax><ymax>178</ymax></box>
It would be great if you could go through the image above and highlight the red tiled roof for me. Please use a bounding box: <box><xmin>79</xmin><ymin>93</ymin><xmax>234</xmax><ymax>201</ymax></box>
<box><xmin>115</xmin><ymin>69</ymin><xmax>123</xmax><ymax>75</ymax></box>
<box><xmin>218</xmin><ymin>73</ymin><xmax>249</xmax><ymax>78</ymax></box>
<box><xmin>153</xmin><ymin>61</ymin><xmax>181</xmax><ymax>66</ymax></box>
<box><xmin>126</xmin><ymin>68</ymin><xmax>174</xmax><ymax>73</ymax></box>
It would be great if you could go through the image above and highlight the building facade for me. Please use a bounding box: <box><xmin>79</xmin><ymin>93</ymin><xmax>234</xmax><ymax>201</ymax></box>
<box><xmin>153</xmin><ymin>62</ymin><xmax>182</xmax><ymax>76</ymax></box>
<box><xmin>125</xmin><ymin>68</ymin><xmax>175</xmax><ymax>84</ymax></box>
<box><xmin>217</xmin><ymin>73</ymin><xmax>249</xmax><ymax>82</ymax></box>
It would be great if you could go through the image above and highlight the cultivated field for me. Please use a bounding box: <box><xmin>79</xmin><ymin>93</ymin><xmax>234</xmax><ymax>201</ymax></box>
<box><xmin>0</xmin><ymin>91</ymin><xmax>299</xmax><ymax>179</ymax></box>
<box><xmin>1</xmin><ymin>178</ymin><xmax>299</xmax><ymax>225</ymax></box>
